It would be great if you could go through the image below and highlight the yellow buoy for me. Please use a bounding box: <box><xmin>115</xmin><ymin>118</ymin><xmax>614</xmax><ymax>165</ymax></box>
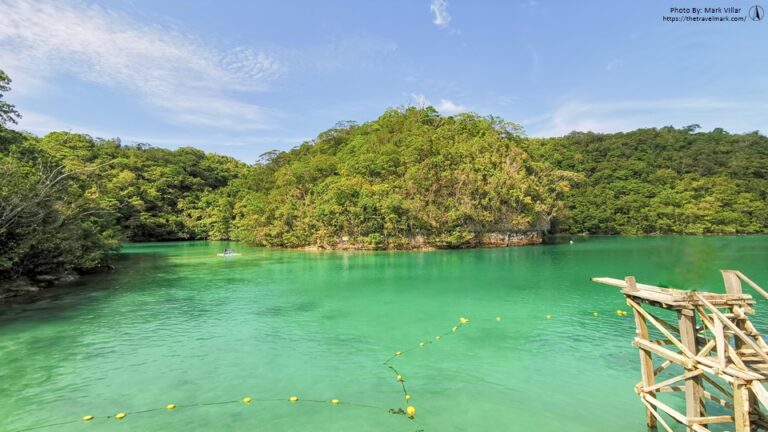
<box><xmin>419</xmin><ymin>341</ymin><xmax>425</xmax><ymax>347</ymax></box>
<box><xmin>396</xmin><ymin>374</ymin><xmax>403</xmax><ymax>382</ymax></box>
<box><xmin>331</xmin><ymin>399</ymin><xmax>340</xmax><ymax>405</ymax></box>
<box><xmin>395</xmin><ymin>351</ymin><xmax>401</xmax><ymax>356</ymax></box>
<box><xmin>459</xmin><ymin>317</ymin><xmax>469</xmax><ymax>325</ymax></box>
<box><xmin>435</xmin><ymin>336</ymin><xmax>441</xmax><ymax>341</ymax></box>
<box><xmin>242</xmin><ymin>397</ymin><xmax>253</xmax><ymax>404</ymax></box>
<box><xmin>405</xmin><ymin>394</ymin><xmax>411</xmax><ymax>401</ymax></box>
<box><xmin>496</xmin><ymin>316</ymin><xmax>502</xmax><ymax>321</ymax></box>
<box><xmin>82</xmin><ymin>415</ymin><xmax>94</xmax><ymax>422</ymax></box>
<box><xmin>166</xmin><ymin>403</ymin><xmax>176</xmax><ymax>410</ymax></box>
<box><xmin>115</xmin><ymin>412</ymin><xmax>126</xmax><ymax>420</ymax></box>
<box><xmin>451</xmin><ymin>326</ymin><xmax>458</xmax><ymax>333</ymax></box>
<box><xmin>546</xmin><ymin>314</ymin><xmax>552</xmax><ymax>320</ymax></box>
<box><xmin>289</xmin><ymin>396</ymin><xmax>299</xmax><ymax>402</ymax></box>
<box><xmin>593</xmin><ymin>312</ymin><xmax>599</xmax><ymax>317</ymax></box>
<box><xmin>406</xmin><ymin>405</ymin><xmax>416</xmax><ymax>418</ymax></box>
<box><xmin>615</xmin><ymin>309</ymin><xmax>622</xmax><ymax>316</ymax></box>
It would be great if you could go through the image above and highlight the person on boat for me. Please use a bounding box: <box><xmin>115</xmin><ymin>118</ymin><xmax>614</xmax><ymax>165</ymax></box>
<box><xmin>223</xmin><ymin>248</ymin><xmax>234</xmax><ymax>256</ymax></box>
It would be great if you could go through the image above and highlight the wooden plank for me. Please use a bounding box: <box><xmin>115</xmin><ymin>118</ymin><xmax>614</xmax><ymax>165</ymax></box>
<box><xmin>629</xmin><ymin>298</ymin><xmax>695</xmax><ymax>358</ymax></box>
<box><xmin>695</xmin><ymin>293</ymin><xmax>768</xmax><ymax>365</ymax></box>
<box><xmin>688</xmin><ymin>415</ymin><xmax>734</xmax><ymax>424</ymax></box>
<box><xmin>740</xmin><ymin>314</ymin><xmax>768</xmax><ymax>350</ymax></box>
<box><xmin>633</xmin><ymin>337</ymin><xmax>692</xmax><ymax>368</ymax></box>
<box><xmin>640</xmin><ymin>397</ymin><xmax>675</xmax><ymax>432</ymax></box>
<box><xmin>695</xmin><ymin>355</ymin><xmax>763</xmax><ymax>381</ymax></box>
<box><xmin>654</xmin><ymin>359</ymin><xmax>674</xmax><ymax>375</ymax></box>
<box><xmin>697</xmin><ymin>339</ymin><xmax>715</xmax><ymax>358</ymax></box>
<box><xmin>632</xmin><ymin>303</ymin><xmax>657</xmax><ymax>429</ymax></box>
<box><xmin>722</xmin><ymin>270</ymin><xmax>743</xmax><ymax>294</ymax></box>
<box><xmin>733</xmin><ymin>382</ymin><xmax>751</xmax><ymax>432</ymax></box>
<box><xmin>701</xmin><ymin>390</ymin><xmax>734</xmax><ymax>409</ymax></box>
<box><xmin>625</xmin><ymin>275</ymin><xmax>638</xmax><ymax>292</ymax></box>
<box><xmin>736</xmin><ymin>271</ymin><xmax>768</xmax><ymax>300</ymax></box>
<box><xmin>592</xmin><ymin>277</ymin><xmax>674</xmax><ymax>293</ymax></box>
<box><xmin>655</xmin><ymin>316</ymin><xmax>681</xmax><ymax>334</ymax></box>
<box><xmin>714</xmin><ymin>317</ymin><xmax>726</xmax><ymax>369</ymax></box>
<box><xmin>643</xmin><ymin>393</ymin><xmax>689</xmax><ymax>425</ymax></box>
<box><xmin>750</xmin><ymin>381</ymin><xmax>768</xmax><ymax>412</ymax></box>
<box><xmin>679</xmin><ymin>309</ymin><xmax>706</xmax><ymax>426</ymax></box>
<box><xmin>644</xmin><ymin>370</ymin><xmax>704</xmax><ymax>394</ymax></box>
<box><xmin>726</xmin><ymin>344</ymin><xmax>750</xmax><ymax>371</ymax></box>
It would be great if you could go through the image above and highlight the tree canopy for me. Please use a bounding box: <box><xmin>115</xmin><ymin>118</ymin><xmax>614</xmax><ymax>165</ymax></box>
<box><xmin>2</xmin><ymin>67</ymin><xmax>767</xmax><ymax>286</ymax></box>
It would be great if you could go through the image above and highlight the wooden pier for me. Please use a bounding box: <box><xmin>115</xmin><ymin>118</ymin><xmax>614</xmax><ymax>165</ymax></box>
<box><xmin>592</xmin><ymin>270</ymin><xmax>768</xmax><ymax>431</ymax></box>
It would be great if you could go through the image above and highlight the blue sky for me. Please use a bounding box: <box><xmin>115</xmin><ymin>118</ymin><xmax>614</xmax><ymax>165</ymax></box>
<box><xmin>1</xmin><ymin>0</ymin><xmax>766</xmax><ymax>162</ymax></box>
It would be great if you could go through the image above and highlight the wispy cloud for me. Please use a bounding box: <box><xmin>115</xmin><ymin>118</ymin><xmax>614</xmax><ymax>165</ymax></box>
<box><xmin>0</xmin><ymin>0</ymin><xmax>281</xmax><ymax>130</ymax></box>
<box><xmin>605</xmin><ymin>59</ymin><xmax>621</xmax><ymax>71</ymax></box>
<box><xmin>430</xmin><ymin>0</ymin><xmax>452</xmax><ymax>27</ymax></box>
<box><xmin>410</xmin><ymin>93</ymin><xmax>468</xmax><ymax>115</ymax></box>
<box><xmin>526</xmin><ymin>98</ymin><xmax>768</xmax><ymax>137</ymax></box>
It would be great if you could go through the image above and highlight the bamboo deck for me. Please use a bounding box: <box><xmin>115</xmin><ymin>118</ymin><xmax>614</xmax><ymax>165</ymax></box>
<box><xmin>592</xmin><ymin>270</ymin><xmax>768</xmax><ymax>431</ymax></box>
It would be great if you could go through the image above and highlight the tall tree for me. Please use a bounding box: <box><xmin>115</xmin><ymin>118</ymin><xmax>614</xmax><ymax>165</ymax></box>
<box><xmin>0</xmin><ymin>69</ymin><xmax>21</xmax><ymax>126</ymax></box>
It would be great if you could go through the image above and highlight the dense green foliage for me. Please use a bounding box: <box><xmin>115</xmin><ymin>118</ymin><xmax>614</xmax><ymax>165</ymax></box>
<box><xmin>525</xmin><ymin>127</ymin><xmax>768</xmax><ymax>234</ymax></box>
<box><xmin>0</xmin><ymin>70</ymin><xmax>21</xmax><ymax>126</ymax></box>
<box><xmin>231</xmin><ymin>108</ymin><xmax>577</xmax><ymax>248</ymax></box>
<box><xmin>2</xmin><ymin>67</ymin><xmax>768</xmax><ymax>285</ymax></box>
<box><xmin>0</xmin><ymin>127</ymin><xmax>245</xmax><ymax>282</ymax></box>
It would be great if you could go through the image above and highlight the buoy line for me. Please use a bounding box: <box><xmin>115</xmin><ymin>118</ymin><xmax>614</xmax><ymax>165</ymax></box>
<box><xmin>11</xmin><ymin>311</ymin><xmax>625</xmax><ymax>432</ymax></box>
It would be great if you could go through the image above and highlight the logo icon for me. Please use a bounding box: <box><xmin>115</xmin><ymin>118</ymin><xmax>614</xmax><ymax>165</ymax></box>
<box><xmin>750</xmin><ymin>5</ymin><xmax>764</xmax><ymax>21</ymax></box>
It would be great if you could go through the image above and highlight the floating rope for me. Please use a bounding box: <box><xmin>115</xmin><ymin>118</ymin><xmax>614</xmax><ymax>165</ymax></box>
<box><xmin>10</xmin><ymin>396</ymin><xmax>392</xmax><ymax>432</ymax></box>
<box><xmin>11</xmin><ymin>311</ymin><xmax>621</xmax><ymax>432</ymax></box>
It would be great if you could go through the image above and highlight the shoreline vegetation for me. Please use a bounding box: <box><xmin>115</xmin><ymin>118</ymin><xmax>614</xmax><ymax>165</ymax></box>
<box><xmin>2</xmin><ymin>70</ymin><xmax>768</xmax><ymax>297</ymax></box>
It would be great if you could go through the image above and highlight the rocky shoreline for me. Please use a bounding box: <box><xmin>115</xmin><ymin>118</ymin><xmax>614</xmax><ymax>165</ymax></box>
<box><xmin>302</xmin><ymin>230</ymin><xmax>543</xmax><ymax>250</ymax></box>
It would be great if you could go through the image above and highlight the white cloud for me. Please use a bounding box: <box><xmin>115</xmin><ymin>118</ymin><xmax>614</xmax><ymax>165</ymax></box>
<box><xmin>526</xmin><ymin>98</ymin><xmax>768</xmax><ymax>137</ymax></box>
<box><xmin>605</xmin><ymin>59</ymin><xmax>621</xmax><ymax>71</ymax></box>
<box><xmin>0</xmin><ymin>0</ymin><xmax>281</xmax><ymax>130</ymax></box>
<box><xmin>435</xmin><ymin>99</ymin><xmax>468</xmax><ymax>115</ymax></box>
<box><xmin>410</xmin><ymin>93</ymin><xmax>468</xmax><ymax>115</ymax></box>
<box><xmin>430</xmin><ymin>0</ymin><xmax>452</xmax><ymax>27</ymax></box>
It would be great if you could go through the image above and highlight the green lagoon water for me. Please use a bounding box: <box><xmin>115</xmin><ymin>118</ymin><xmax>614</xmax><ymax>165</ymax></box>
<box><xmin>1</xmin><ymin>236</ymin><xmax>767</xmax><ymax>432</ymax></box>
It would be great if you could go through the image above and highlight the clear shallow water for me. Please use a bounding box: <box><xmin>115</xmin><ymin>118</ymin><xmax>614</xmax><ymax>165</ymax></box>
<box><xmin>1</xmin><ymin>236</ymin><xmax>767</xmax><ymax>432</ymax></box>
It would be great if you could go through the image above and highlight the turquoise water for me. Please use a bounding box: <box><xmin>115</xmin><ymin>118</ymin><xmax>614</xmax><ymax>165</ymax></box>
<box><xmin>1</xmin><ymin>236</ymin><xmax>767</xmax><ymax>432</ymax></box>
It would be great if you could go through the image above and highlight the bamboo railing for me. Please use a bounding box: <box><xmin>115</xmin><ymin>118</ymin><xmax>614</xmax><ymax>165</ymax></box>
<box><xmin>592</xmin><ymin>270</ymin><xmax>768</xmax><ymax>431</ymax></box>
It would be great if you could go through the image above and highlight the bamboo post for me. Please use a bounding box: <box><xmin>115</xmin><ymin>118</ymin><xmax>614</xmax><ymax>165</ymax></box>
<box><xmin>733</xmin><ymin>381</ymin><xmax>751</xmax><ymax>431</ymax></box>
<box><xmin>679</xmin><ymin>308</ymin><xmax>706</xmax><ymax>429</ymax></box>
<box><xmin>631</xmin><ymin>290</ymin><xmax>657</xmax><ymax>429</ymax></box>
<box><xmin>722</xmin><ymin>270</ymin><xmax>743</xmax><ymax>295</ymax></box>
<box><xmin>593</xmin><ymin>272</ymin><xmax>768</xmax><ymax>432</ymax></box>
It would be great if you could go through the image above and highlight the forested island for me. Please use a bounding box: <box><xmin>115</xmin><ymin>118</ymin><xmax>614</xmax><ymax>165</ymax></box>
<box><xmin>1</xmin><ymin>70</ymin><xmax>767</xmax><ymax>294</ymax></box>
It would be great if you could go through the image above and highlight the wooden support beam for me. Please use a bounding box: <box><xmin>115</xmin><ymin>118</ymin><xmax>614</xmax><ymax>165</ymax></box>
<box><xmin>714</xmin><ymin>317</ymin><xmax>726</xmax><ymax>370</ymax></box>
<box><xmin>644</xmin><ymin>370</ymin><xmax>704</xmax><ymax>394</ymax></box>
<box><xmin>733</xmin><ymin>381</ymin><xmax>751</xmax><ymax>432</ymax></box>
<box><xmin>595</xmin><ymin>272</ymin><xmax>768</xmax><ymax>432</ymax></box>
<box><xmin>735</xmin><ymin>271</ymin><xmax>768</xmax><ymax>300</ymax></box>
<box><xmin>633</xmin><ymin>338</ymin><xmax>692</xmax><ymax>369</ymax></box>
<box><xmin>701</xmin><ymin>389</ymin><xmax>733</xmax><ymax>409</ymax></box>
<box><xmin>654</xmin><ymin>359</ymin><xmax>674</xmax><ymax>376</ymax></box>
<box><xmin>722</xmin><ymin>270</ymin><xmax>744</xmax><ymax>295</ymax></box>
<box><xmin>749</xmin><ymin>381</ymin><xmax>768</xmax><ymax>412</ymax></box>
<box><xmin>633</xmin><ymin>301</ymin><xmax>657</xmax><ymax>430</ymax></box>
<box><xmin>688</xmin><ymin>415</ymin><xmax>734</xmax><ymax>425</ymax></box>
<box><xmin>643</xmin><ymin>393</ymin><xmax>689</xmax><ymax>426</ymax></box>
<box><xmin>628</xmin><ymin>298</ymin><xmax>695</xmax><ymax>358</ymax></box>
<box><xmin>679</xmin><ymin>309</ymin><xmax>706</xmax><ymax>429</ymax></box>
<box><xmin>640</xmin><ymin>397</ymin><xmax>675</xmax><ymax>432</ymax></box>
<box><xmin>702</xmin><ymin>374</ymin><xmax>734</xmax><ymax>401</ymax></box>
<box><xmin>695</xmin><ymin>293</ymin><xmax>768</xmax><ymax>365</ymax></box>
